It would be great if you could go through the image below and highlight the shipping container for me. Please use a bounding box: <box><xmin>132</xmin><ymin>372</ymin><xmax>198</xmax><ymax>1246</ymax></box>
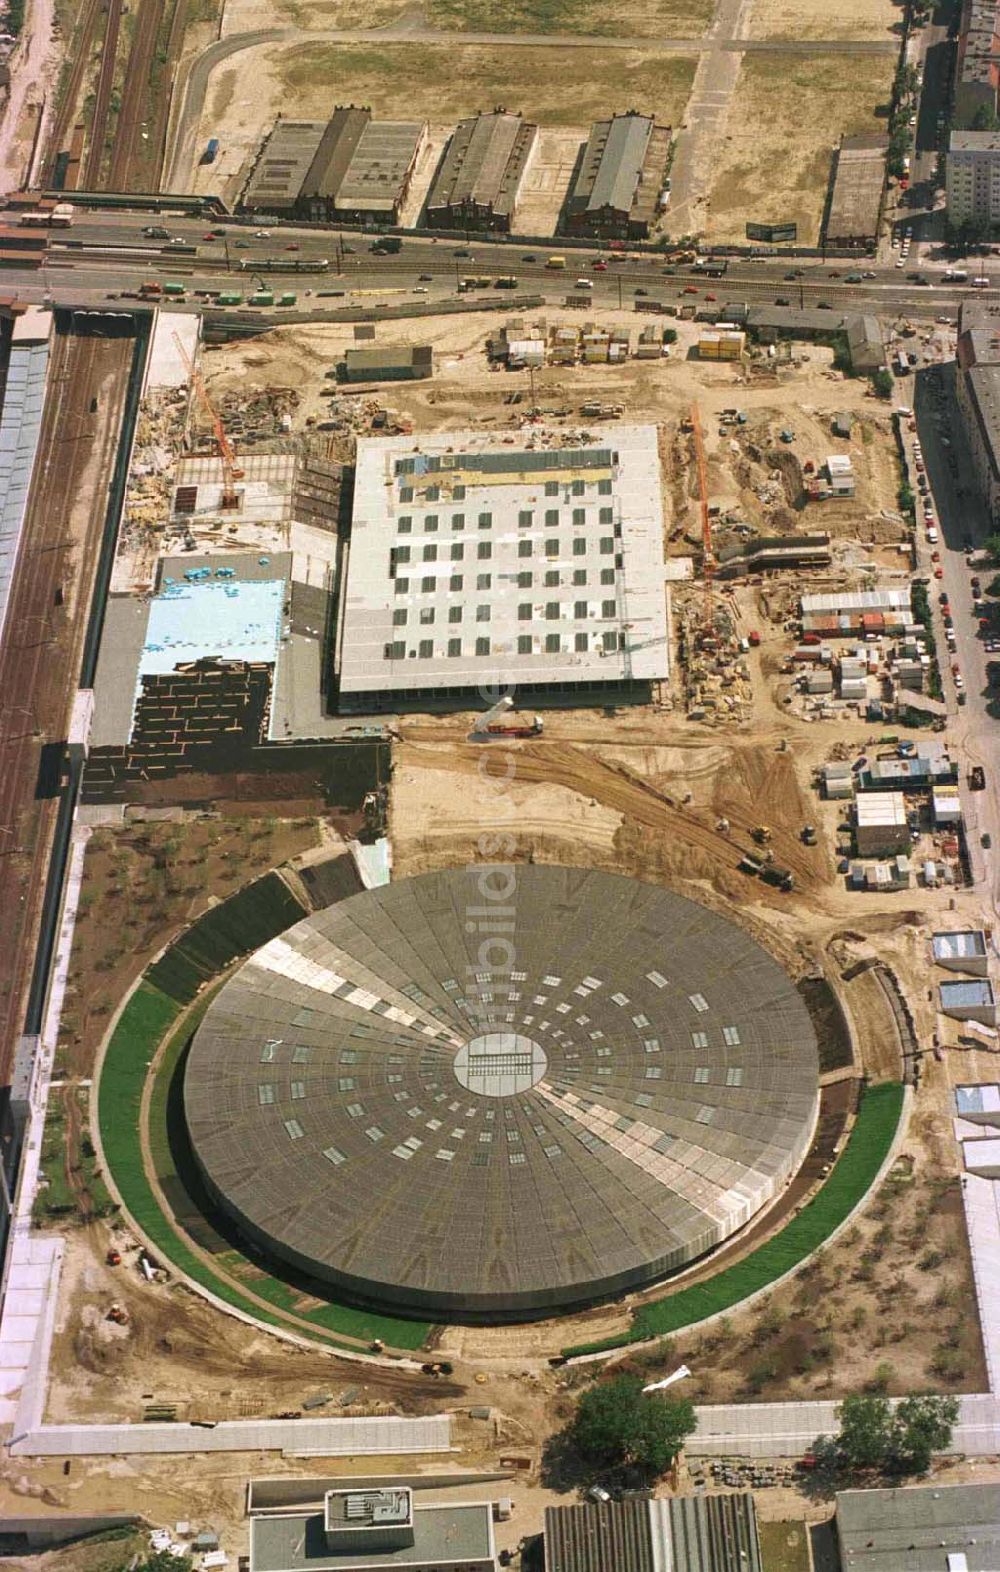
<box><xmin>278</xmin><ymin>292</ymin><xmax>297</xmax><ymax>305</ymax></box>
<box><xmin>249</xmin><ymin>291</ymin><xmax>274</xmax><ymax>305</ymax></box>
<box><xmin>217</xmin><ymin>291</ymin><xmax>243</xmax><ymax>305</ymax></box>
<box><xmin>202</xmin><ymin>137</ymin><xmax>220</xmax><ymax>164</ymax></box>
<box><xmin>163</xmin><ymin>282</ymin><xmax>186</xmax><ymax>296</ymax></box>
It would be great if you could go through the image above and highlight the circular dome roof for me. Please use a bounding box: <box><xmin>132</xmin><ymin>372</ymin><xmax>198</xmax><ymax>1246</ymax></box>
<box><xmin>184</xmin><ymin>866</ymin><xmax>819</xmax><ymax>1321</ymax></box>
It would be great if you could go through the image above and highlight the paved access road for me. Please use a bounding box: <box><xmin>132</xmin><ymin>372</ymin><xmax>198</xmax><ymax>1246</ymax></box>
<box><xmin>912</xmin><ymin>365</ymin><xmax>1000</xmax><ymax>896</ymax></box>
<box><xmin>14</xmin><ymin>210</ymin><xmax>991</xmax><ymax>319</ymax></box>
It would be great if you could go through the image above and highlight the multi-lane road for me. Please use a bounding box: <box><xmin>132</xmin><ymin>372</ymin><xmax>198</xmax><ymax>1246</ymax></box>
<box><xmin>1</xmin><ymin>208</ymin><xmax>990</xmax><ymax>318</ymax></box>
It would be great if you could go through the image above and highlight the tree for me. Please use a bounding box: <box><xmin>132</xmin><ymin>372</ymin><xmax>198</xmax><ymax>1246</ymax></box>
<box><xmin>985</xmin><ymin>532</ymin><xmax>1000</xmax><ymax>566</ymax></box>
<box><xmin>571</xmin><ymin>1375</ymin><xmax>696</xmax><ymax>1476</ymax></box>
<box><xmin>892</xmin><ymin>1394</ymin><xmax>959</xmax><ymax>1473</ymax></box>
<box><xmin>871</xmin><ymin>368</ymin><xmax>894</xmax><ymax>399</ymax></box>
<box><xmin>972</xmin><ymin>104</ymin><xmax>1000</xmax><ymax>131</ymax></box>
<box><xmin>837</xmin><ymin>1393</ymin><xmax>893</xmax><ymax>1470</ymax></box>
<box><xmin>835</xmin><ymin>1392</ymin><xmax>960</xmax><ymax>1476</ymax></box>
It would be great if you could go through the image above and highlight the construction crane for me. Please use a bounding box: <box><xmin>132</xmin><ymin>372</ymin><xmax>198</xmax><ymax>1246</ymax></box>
<box><xmin>690</xmin><ymin>401</ymin><xmax>714</xmax><ymax>639</ymax></box>
<box><xmin>172</xmin><ymin>331</ymin><xmax>244</xmax><ymax>509</ymax></box>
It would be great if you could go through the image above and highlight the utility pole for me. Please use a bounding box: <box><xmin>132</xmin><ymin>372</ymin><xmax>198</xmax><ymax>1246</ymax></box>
<box><xmin>617</xmin><ymin>273</ymin><xmax>623</xmax><ymax>310</ymax></box>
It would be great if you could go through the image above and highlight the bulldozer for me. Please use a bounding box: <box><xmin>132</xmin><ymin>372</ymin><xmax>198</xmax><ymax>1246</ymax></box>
<box><xmin>751</xmin><ymin>825</ymin><xmax>772</xmax><ymax>845</ymax></box>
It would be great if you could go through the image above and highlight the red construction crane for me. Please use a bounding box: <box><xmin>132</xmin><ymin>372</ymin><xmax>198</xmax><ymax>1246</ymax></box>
<box><xmin>690</xmin><ymin>401</ymin><xmax>714</xmax><ymax>637</ymax></box>
<box><xmin>172</xmin><ymin>331</ymin><xmax>244</xmax><ymax>509</ymax></box>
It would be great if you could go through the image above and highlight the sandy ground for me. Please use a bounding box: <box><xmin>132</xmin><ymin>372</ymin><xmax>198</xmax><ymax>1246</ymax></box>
<box><xmin>514</xmin><ymin>127</ymin><xmax>583</xmax><ymax>237</ymax></box>
<box><xmin>705</xmin><ymin>53</ymin><xmax>895</xmax><ymax>244</ymax></box>
<box><xmin>749</xmin><ymin>0</ymin><xmax>900</xmax><ymax>39</ymax></box>
<box><xmin>189</xmin><ymin>39</ymin><xmax>697</xmax><ymax>187</ymax></box>
<box><xmin>0</xmin><ymin>0</ymin><xmax>58</xmax><ymax>191</ymax></box>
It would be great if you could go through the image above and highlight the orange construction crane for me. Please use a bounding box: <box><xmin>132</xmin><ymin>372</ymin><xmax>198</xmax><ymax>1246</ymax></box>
<box><xmin>172</xmin><ymin>331</ymin><xmax>244</xmax><ymax>508</ymax></box>
<box><xmin>690</xmin><ymin>401</ymin><xmax>714</xmax><ymax>636</ymax></box>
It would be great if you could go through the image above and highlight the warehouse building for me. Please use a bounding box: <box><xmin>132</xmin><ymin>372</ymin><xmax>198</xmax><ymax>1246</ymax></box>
<box><xmin>242</xmin><ymin>120</ymin><xmax>325</xmax><ymax>213</ymax></box>
<box><xmin>340</xmin><ymin>345</ymin><xmax>433</xmax><ymax>384</ymax></box>
<box><xmin>544</xmin><ymin>1494</ymin><xmax>761</xmax><ymax>1572</ymax></box>
<box><xmin>800</xmin><ymin>587</ymin><xmax>911</xmax><ymax>637</ymax></box>
<box><xmin>299</xmin><ymin>107</ymin><xmax>426</xmax><ymax>223</ymax></box>
<box><xmin>243</xmin><ymin>109</ymin><xmax>426</xmax><ymax>223</ymax></box>
<box><xmin>855</xmin><ymin>793</ymin><xmax>909</xmax><ymax>856</ymax></box>
<box><xmin>745</xmin><ymin>308</ymin><xmax>883</xmax><ymax>370</ymax></box>
<box><xmin>562</xmin><ymin>111</ymin><xmax>672</xmax><ymax>240</ymax></box>
<box><xmin>335</xmin><ymin>424</ymin><xmax>668</xmax><ymax>712</ymax></box>
<box><xmin>823</xmin><ymin>132</ymin><xmax>889</xmax><ymax>249</ymax></box>
<box><xmin>424</xmin><ymin>110</ymin><xmax>537</xmax><ymax>232</ymax></box>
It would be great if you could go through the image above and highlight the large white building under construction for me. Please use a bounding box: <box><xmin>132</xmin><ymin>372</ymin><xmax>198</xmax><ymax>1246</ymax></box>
<box><xmin>335</xmin><ymin>425</ymin><xmax>668</xmax><ymax>712</ymax></box>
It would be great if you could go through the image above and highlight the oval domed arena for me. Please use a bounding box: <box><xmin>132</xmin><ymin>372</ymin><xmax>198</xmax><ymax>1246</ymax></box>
<box><xmin>184</xmin><ymin>866</ymin><xmax>819</xmax><ymax>1322</ymax></box>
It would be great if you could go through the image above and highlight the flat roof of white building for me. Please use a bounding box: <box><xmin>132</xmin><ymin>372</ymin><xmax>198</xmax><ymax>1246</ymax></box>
<box><xmin>338</xmin><ymin>425</ymin><xmax>668</xmax><ymax>706</ymax></box>
<box><xmin>801</xmin><ymin>588</ymin><xmax>911</xmax><ymax>614</ymax></box>
<box><xmin>856</xmin><ymin>792</ymin><xmax>908</xmax><ymax>826</ymax></box>
<box><xmin>935</xmin><ymin>931</ymin><xmax>988</xmax><ymax>962</ymax></box>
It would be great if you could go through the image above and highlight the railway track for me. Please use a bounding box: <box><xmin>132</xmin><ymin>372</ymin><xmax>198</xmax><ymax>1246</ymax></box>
<box><xmin>0</xmin><ymin>323</ymin><xmax>133</xmax><ymax>1084</ymax></box>
<box><xmin>106</xmin><ymin>0</ymin><xmax>165</xmax><ymax>190</ymax></box>
<box><xmin>40</xmin><ymin>0</ymin><xmax>104</xmax><ymax>186</ymax></box>
<box><xmin>82</xmin><ymin>0</ymin><xmax>124</xmax><ymax>187</ymax></box>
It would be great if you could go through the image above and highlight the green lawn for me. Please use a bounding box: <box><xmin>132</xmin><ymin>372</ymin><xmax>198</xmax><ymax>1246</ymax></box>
<box><xmin>99</xmin><ymin>949</ymin><xmax>432</xmax><ymax>1353</ymax></box>
<box><xmin>563</xmin><ymin>1082</ymin><xmax>905</xmax><ymax>1356</ymax></box>
<box><xmin>758</xmin><ymin>1521</ymin><xmax>811</xmax><ymax>1572</ymax></box>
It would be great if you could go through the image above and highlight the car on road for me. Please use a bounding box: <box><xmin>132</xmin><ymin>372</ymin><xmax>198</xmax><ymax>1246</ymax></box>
<box><xmin>683</xmin><ymin>285</ymin><xmax>699</xmax><ymax>294</ymax></box>
<box><xmin>419</xmin><ymin>273</ymin><xmax>432</xmax><ymax>281</ymax></box>
<box><xmin>939</xmin><ymin>591</ymin><xmax>950</xmax><ymax>605</ymax></box>
<box><xmin>972</xmin><ymin>576</ymin><xmax>982</xmax><ymax>590</ymax></box>
<box><xmin>931</xmin><ymin>550</ymin><xmax>941</xmax><ymax>561</ymax></box>
<box><xmin>635</xmin><ymin>287</ymin><xmax>648</xmax><ymax>296</ymax></box>
<box><xmin>927</xmin><ymin>526</ymin><xmax>939</xmax><ymax>542</ymax></box>
<box><xmin>862</xmin><ymin>270</ymin><xmax>877</xmax><ymax>279</ymax></box>
<box><xmin>845</xmin><ymin>272</ymin><xmax>863</xmax><ymax>283</ymax></box>
<box><xmin>521</xmin><ymin>253</ymin><xmax>536</xmax><ymax>262</ymax></box>
<box><xmin>593</xmin><ymin>261</ymin><xmax>608</xmax><ymax>271</ymax></box>
<box><xmin>775</xmin><ymin>296</ymin><xmax>791</xmax><ymax>306</ymax></box>
<box><xmin>934</xmin><ymin>566</ymin><xmax>944</xmax><ymax>578</ymax></box>
<box><xmin>254</xmin><ymin>229</ymin><xmax>271</xmax><ymax>238</ymax></box>
<box><xmin>454</xmin><ymin>248</ymin><xmax>471</xmax><ymax>257</ymax></box>
<box><xmin>412</xmin><ymin>286</ymin><xmax>428</xmax><ymax>293</ymax></box>
<box><xmin>705</xmin><ymin>292</ymin><xmax>717</xmax><ymax>301</ymax></box>
<box><xmin>944</xmin><ymin>614</ymin><xmax>954</xmax><ymax>628</ymax></box>
<box><xmin>235</xmin><ymin>240</ymin><xmax>249</xmax><ymax>248</ymax></box>
<box><xmin>285</xmin><ymin>242</ymin><xmax>300</xmax><ymax>251</ymax></box>
<box><xmin>982</xmin><ymin>832</ymin><xmax>992</xmax><ymax>849</ymax></box>
<box><xmin>965</xmin><ymin>538</ymin><xmax>975</xmax><ymax>554</ymax></box>
<box><xmin>784</xmin><ymin>271</ymin><xmax>797</xmax><ymax>281</ymax></box>
<box><xmin>818</xmin><ymin>302</ymin><xmax>833</xmax><ymax>309</ymax></box>
<box><xmin>202</xmin><ymin>232</ymin><xmax>217</xmax><ymax>241</ymax></box>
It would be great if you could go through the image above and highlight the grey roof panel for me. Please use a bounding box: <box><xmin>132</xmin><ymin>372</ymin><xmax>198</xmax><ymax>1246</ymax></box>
<box><xmin>185</xmin><ymin>867</ymin><xmax>820</xmax><ymax>1320</ymax></box>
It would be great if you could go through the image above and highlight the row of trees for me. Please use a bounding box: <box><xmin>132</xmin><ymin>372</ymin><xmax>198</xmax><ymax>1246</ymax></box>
<box><xmin>567</xmin><ymin>1375</ymin><xmax>958</xmax><ymax>1482</ymax></box>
